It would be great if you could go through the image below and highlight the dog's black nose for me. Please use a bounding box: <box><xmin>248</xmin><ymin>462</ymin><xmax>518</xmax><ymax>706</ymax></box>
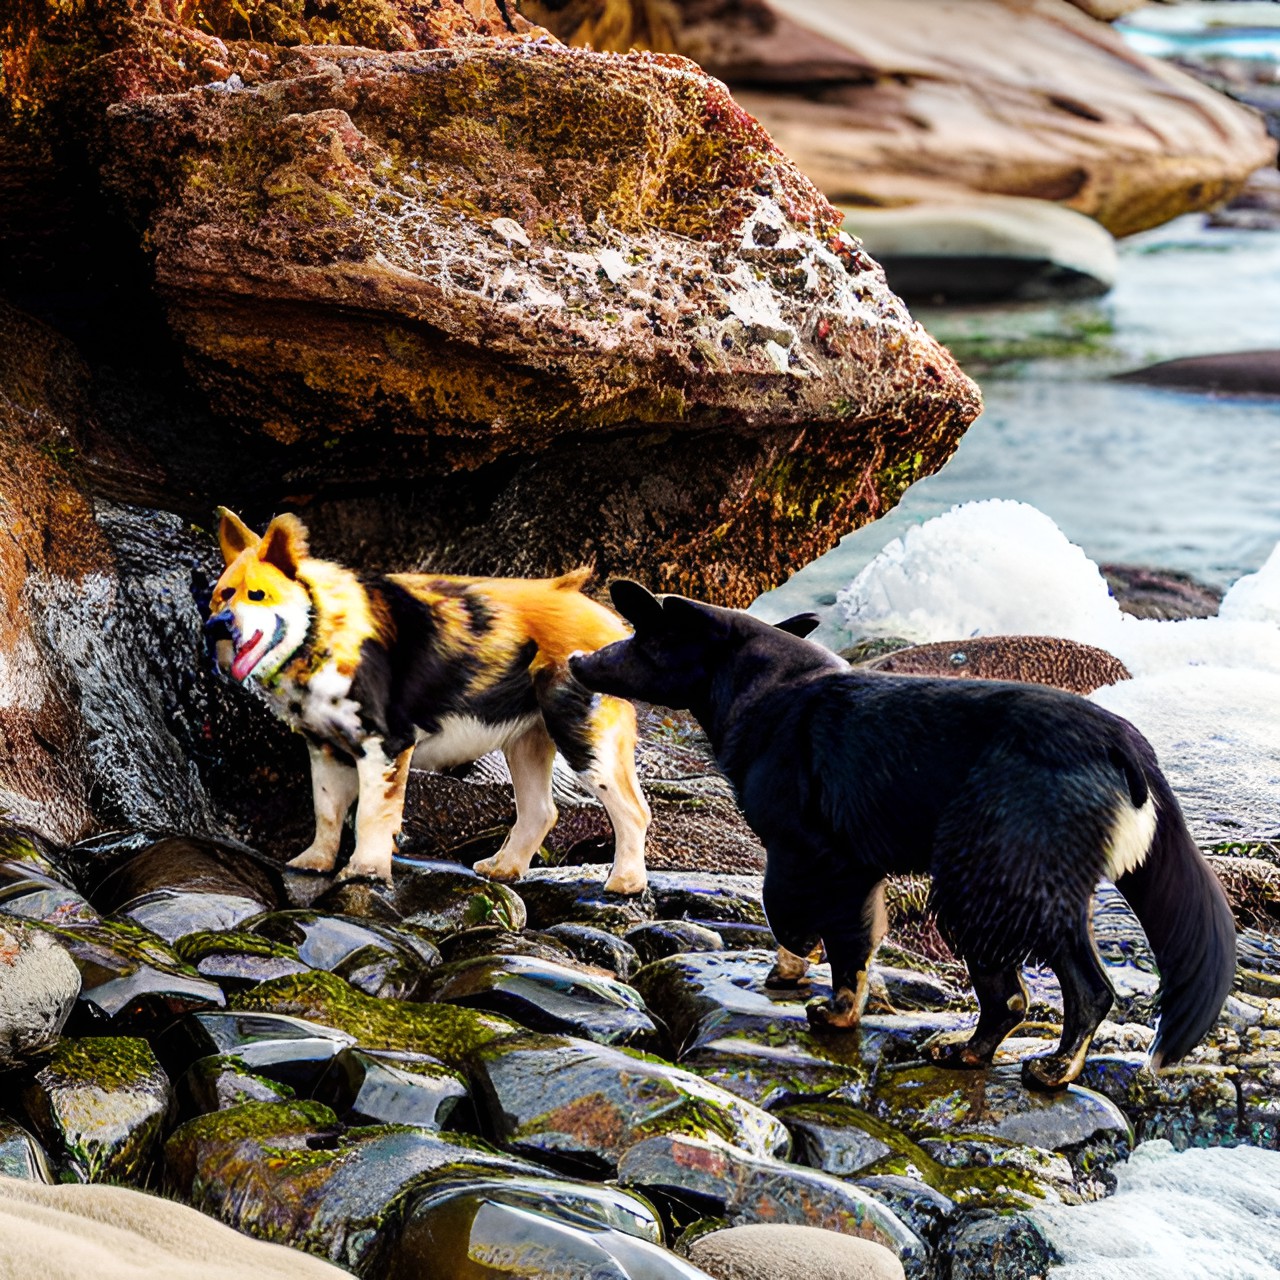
<box><xmin>204</xmin><ymin>609</ymin><xmax>234</xmax><ymax>637</ymax></box>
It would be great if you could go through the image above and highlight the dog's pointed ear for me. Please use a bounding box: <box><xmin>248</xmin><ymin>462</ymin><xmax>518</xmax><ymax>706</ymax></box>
<box><xmin>661</xmin><ymin>594</ymin><xmax>728</xmax><ymax>638</ymax></box>
<box><xmin>610</xmin><ymin>580</ymin><xmax>665</xmax><ymax>632</ymax></box>
<box><xmin>217</xmin><ymin>508</ymin><xmax>260</xmax><ymax>565</ymax></box>
<box><xmin>258</xmin><ymin>513</ymin><xmax>309</xmax><ymax>579</ymax></box>
<box><xmin>773</xmin><ymin>612</ymin><xmax>821</xmax><ymax>639</ymax></box>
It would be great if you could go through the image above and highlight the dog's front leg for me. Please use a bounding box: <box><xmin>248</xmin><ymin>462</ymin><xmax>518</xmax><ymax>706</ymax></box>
<box><xmin>338</xmin><ymin>738</ymin><xmax>414</xmax><ymax>883</ymax></box>
<box><xmin>287</xmin><ymin>743</ymin><xmax>358</xmax><ymax>873</ymax></box>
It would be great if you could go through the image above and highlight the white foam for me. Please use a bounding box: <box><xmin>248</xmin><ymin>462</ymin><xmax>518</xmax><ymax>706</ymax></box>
<box><xmin>1032</xmin><ymin>1141</ymin><xmax>1280</xmax><ymax>1280</ymax></box>
<box><xmin>838</xmin><ymin>500</ymin><xmax>1280</xmax><ymax>840</ymax></box>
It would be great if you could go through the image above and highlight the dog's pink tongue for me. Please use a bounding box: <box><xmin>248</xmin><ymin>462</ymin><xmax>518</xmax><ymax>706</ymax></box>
<box><xmin>230</xmin><ymin>631</ymin><xmax>264</xmax><ymax>682</ymax></box>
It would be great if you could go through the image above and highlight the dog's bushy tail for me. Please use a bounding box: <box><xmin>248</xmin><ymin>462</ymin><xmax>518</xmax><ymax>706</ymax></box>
<box><xmin>1110</xmin><ymin>740</ymin><xmax>1236</xmax><ymax>1069</ymax></box>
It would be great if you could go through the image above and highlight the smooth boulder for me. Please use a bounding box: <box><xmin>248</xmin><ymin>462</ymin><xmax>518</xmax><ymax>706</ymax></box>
<box><xmin>687</xmin><ymin>1223</ymin><xmax>906</xmax><ymax>1280</ymax></box>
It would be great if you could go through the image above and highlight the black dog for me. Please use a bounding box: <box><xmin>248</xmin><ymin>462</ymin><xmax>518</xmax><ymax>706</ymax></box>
<box><xmin>569</xmin><ymin>582</ymin><xmax>1236</xmax><ymax>1090</ymax></box>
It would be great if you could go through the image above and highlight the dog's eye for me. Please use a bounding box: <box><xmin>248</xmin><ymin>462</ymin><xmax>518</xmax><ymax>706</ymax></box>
<box><xmin>220</xmin><ymin>587</ymin><xmax>234</xmax><ymax>601</ymax></box>
<box><xmin>248</xmin><ymin>589</ymin><xmax>266</xmax><ymax>602</ymax></box>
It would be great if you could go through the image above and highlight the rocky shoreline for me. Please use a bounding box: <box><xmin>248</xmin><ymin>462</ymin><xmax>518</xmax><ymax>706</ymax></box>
<box><xmin>1</xmin><ymin>729</ymin><xmax>1277</xmax><ymax>1278</ymax></box>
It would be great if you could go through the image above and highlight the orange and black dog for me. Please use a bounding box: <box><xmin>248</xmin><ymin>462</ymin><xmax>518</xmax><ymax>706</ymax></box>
<box><xmin>205</xmin><ymin>510</ymin><xmax>650</xmax><ymax>889</ymax></box>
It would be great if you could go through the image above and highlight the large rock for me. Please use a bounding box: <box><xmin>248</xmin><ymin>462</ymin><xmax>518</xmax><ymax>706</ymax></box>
<box><xmin>0</xmin><ymin>1175</ymin><xmax>350</xmax><ymax>1280</ymax></box>
<box><xmin>96</xmin><ymin>36</ymin><xmax>975</xmax><ymax>604</ymax></box>
<box><xmin>524</xmin><ymin>0</ymin><xmax>1275</xmax><ymax>238</ymax></box>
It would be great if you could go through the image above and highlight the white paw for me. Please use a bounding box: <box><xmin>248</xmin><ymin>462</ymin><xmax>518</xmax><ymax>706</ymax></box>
<box><xmin>474</xmin><ymin>855</ymin><xmax>522</xmax><ymax>883</ymax></box>
<box><xmin>286</xmin><ymin>848</ymin><xmax>337</xmax><ymax>874</ymax></box>
<box><xmin>604</xmin><ymin>868</ymin><xmax>647</xmax><ymax>896</ymax></box>
<box><xmin>336</xmin><ymin>860</ymin><xmax>391</xmax><ymax>884</ymax></box>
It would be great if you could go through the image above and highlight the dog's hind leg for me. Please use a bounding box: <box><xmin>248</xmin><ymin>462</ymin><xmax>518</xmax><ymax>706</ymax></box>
<box><xmin>474</xmin><ymin>726</ymin><xmax>559</xmax><ymax>884</ymax></box>
<box><xmin>931</xmin><ymin>966</ymin><xmax>1029</xmax><ymax>1068</ymax></box>
<box><xmin>288</xmin><ymin>743</ymin><xmax>359</xmax><ymax>873</ymax></box>
<box><xmin>1023</xmin><ymin>918</ymin><xmax>1115</xmax><ymax>1091</ymax></box>
<box><xmin>806</xmin><ymin>879</ymin><xmax>890</xmax><ymax>1031</ymax></box>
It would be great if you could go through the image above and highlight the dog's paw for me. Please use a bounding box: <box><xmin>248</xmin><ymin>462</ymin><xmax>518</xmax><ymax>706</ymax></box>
<box><xmin>473</xmin><ymin>855</ymin><xmax>521</xmax><ymax>883</ymax></box>
<box><xmin>928</xmin><ymin>1040</ymin><xmax>990</xmax><ymax>1070</ymax></box>
<box><xmin>805</xmin><ymin>989</ymin><xmax>860</xmax><ymax>1031</ymax></box>
<box><xmin>335</xmin><ymin>861</ymin><xmax>392</xmax><ymax>885</ymax></box>
<box><xmin>1021</xmin><ymin>1053</ymin><xmax>1077</xmax><ymax>1092</ymax></box>
<box><xmin>286</xmin><ymin>848</ymin><xmax>337</xmax><ymax>875</ymax></box>
<box><xmin>603</xmin><ymin>868</ymin><xmax>648</xmax><ymax>896</ymax></box>
<box><xmin>764</xmin><ymin>966</ymin><xmax>812</xmax><ymax>991</ymax></box>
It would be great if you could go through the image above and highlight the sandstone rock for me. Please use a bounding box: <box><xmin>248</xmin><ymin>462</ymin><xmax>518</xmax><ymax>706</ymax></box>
<box><xmin>22</xmin><ymin>1037</ymin><xmax>173</xmax><ymax>1183</ymax></box>
<box><xmin>687</xmin><ymin>1223</ymin><xmax>907</xmax><ymax>1280</ymax></box>
<box><xmin>0</xmin><ymin>920</ymin><xmax>81</xmax><ymax>1067</ymax></box>
<box><xmin>843</xmin><ymin>197</ymin><xmax>1118</xmax><ymax>303</ymax></box>
<box><xmin>526</xmin><ymin>0</ymin><xmax>1275</xmax><ymax>238</ymax></box>
<box><xmin>95</xmin><ymin>36</ymin><xmax>975</xmax><ymax>605</ymax></box>
<box><xmin>0</xmin><ymin>1176</ymin><xmax>350</xmax><ymax>1280</ymax></box>
<box><xmin>1101</xmin><ymin>565</ymin><xmax>1223</xmax><ymax>621</ymax></box>
<box><xmin>865</xmin><ymin>635</ymin><xmax>1130</xmax><ymax>693</ymax></box>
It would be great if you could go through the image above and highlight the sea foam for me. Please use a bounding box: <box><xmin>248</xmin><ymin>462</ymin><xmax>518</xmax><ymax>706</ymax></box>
<box><xmin>1032</xmin><ymin>1141</ymin><xmax>1280</xmax><ymax>1279</ymax></box>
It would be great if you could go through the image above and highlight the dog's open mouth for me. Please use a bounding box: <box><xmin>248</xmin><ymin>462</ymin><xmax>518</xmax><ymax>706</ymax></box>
<box><xmin>230</xmin><ymin>630</ymin><xmax>267</xmax><ymax>682</ymax></box>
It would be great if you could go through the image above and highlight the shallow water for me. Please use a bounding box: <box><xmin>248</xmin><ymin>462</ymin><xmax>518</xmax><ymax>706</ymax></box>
<box><xmin>754</xmin><ymin>219</ymin><xmax>1280</xmax><ymax>641</ymax></box>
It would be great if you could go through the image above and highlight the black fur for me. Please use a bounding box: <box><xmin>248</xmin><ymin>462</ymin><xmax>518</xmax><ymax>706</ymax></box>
<box><xmin>345</xmin><ymin>580</ymin><xmax>539</xmax><ymax>758</ymax></box>
<box><xmin>569</xmin><ymin>582</ymin><xmax>1236</xmax><ymax>1088</ymax></box>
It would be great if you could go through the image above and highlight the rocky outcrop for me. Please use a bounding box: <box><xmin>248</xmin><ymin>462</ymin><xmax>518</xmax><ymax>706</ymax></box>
<box><xmin>523</xmin><ymin>0</ymin><xmax>1276</xmax><ymax>238</ymax></box>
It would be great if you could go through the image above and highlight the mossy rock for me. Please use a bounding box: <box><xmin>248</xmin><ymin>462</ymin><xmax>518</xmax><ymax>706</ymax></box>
<box><xmin>229</xmin><ymin>970</ymin><xmax>518</xmax><ymax>1070</ymax></box>
<box><xmin>175</xmin><ymin>929</ymin><xmax>310</xmax><ymax>989</ymax></box>
<box><xmin>164</xmin><ymin>1099</ymin><xmax>572</xmax><ymax>1273</ymax></box>
<box><xmin>22</xmin><ymin>1036</ymin><xmax>173</xmax><ymax>1184</ymax></box>
<box><xmin>469</xmin><ymin>1032</ymin><xmax>790</xmax><ymax>1177</ymax></box>
<box><xmin>393</xmin><ymin>861</ymin><xmax>527</xmax><ymax>937</ymax></box>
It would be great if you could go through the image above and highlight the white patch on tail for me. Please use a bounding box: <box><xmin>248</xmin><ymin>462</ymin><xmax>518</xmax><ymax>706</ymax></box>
<box><xmin>1104</xmin><ymin>791</ymin><xmax>1158</xmax><ymax>880</ymax></box>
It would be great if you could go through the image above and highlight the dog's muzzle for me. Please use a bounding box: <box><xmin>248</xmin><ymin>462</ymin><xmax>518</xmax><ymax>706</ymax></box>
<box><xmin>204</xmin><ymin>609</ymin><xmax>237</xmax><ymax>674</ymax></box>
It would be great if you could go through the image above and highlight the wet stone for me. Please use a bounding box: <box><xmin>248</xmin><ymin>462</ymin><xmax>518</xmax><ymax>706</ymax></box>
<box><xmin>228</xmin><ymin>970</ymin><xmax>519</xmax><ymax>1072</ymax></box>
<box><xmin>310</xmin><ymin>879</ymin><xmax>402</xmax><ymax>923</ymax></box>
<box><xmin>852</xmin><ymin>1176</ymin><xmax>957</xmax><ymax>1251</ymax></box>
<box><xmin>422</xmin><ymin>953</ymin><xmax>662</xmax><ymax>1050</ymax></box>
<box><xmin>436</xmin><ymin>925</ymin><xmax>577</xmax><ymax>967</ymax></box>
<box><xmin>0</xmin><ymin>920</ymin><xmax>81</xmax><ymax>1067</ymax></box>
<box><xmin>470</xmin><ymin>1032</ymin><xmax>790</xmax><ymax>1176</ymax></box>
<box><xmin>542</xmin><ymin>923</ymin><xmax>641</xmax><ymax>980</ymax></box>
<box><xmin>164</xmin><ymin>1100</ymin><xmax>560</xmax><ymax>1273</ymax></box>
<box><xmin>1077</xmin><ymin>1054</ymin><xmax>1243</xmax><ymax>1148</ymax></box>
<box><xmin>0</xmin><ymin>1120</ymin><xmax>54</xmax><ymax>1182</ymax></box>
<box><xmin>624</xmin><ymin>920</ymin><xmax>724</xmax><ymax>965</ymax></box>
<box><xmin>633</xmin><ymin>950</ymin><xmax>965</xmax><ymax>1107</ymax></box>
<box><xmin>0</xmin><ymin>859</ymin><xmax>98</xmax><ymax>927</ymax></box>
<box><xmin>513</xmin><ymin>867</ymin><xmax>656</xmax><ymax>933</ymax></box>
<box><xmin>378</xmin><ymin>1190</ymin><xmax>708</xmax><ymax>1280</ymax></box>
<box><xmin>616</xmin><ymin>1133</ymin><xmax>925</xmax><ymax>1274</ymax></box>
<box><xmin>946</xmin><ymin>1212</ymin><xmax>1059</xmax><ymax>1280</ymax></box>
<box><xmin>645</xmin><ymin>872</ymin><xmax>768</xmax><ymax>927</ymax></box>
<box><xmin>95</xmin><ymin>837</ymin><xmax>282</xmax><ymax>943</ymax></box>
<box><xmin>241</xmin><ymin>911</ymin><xmax>440</xmax><ymax>1001</ymax></box>
<box><xmin>176</xmin><ymin>1054</ymin><xmax>298</xmax><ymax>1119</ymax></box>
<box><xmin>36</xmin><ymin>920</ymin><xmax>225</xmax><ymax>1033</ymax></box>
<box><xmin>156</xmin><ymin>1009</ymin><xmax>356</xmax><ymax>1080</ymax></box>
<box><xmin>174</xmin><ymin>929</ymin><xmax>311</xmax><ymax>990</ymax></box>
<box><xmin>393</xmin><ymin>860</ymin><xmax>528</xmax><ymax>937</ymax></box>
<box><xmin>22</xmin><ymin>1036</ymin><xmax>172</xmax><ymax>1183</ymax></box>
<box><xmin>312</xmin><ymin>1047</ymin><xmax>471</xmax><ymax>1131</ymax></box>
<box><xmin>698</xmin><ymin>921</ymin><xmax>777</xmax><ymax>951</ymax></box>
<box><xmin>776</xmin><ymin>1096</ymin><xmax>1070</xmax><ymax>1210</ymax></box>
<box><xmin>864</xmin><ymin>1064</ymin><xmax>1133</xmax><ymax>1171</ymax></box>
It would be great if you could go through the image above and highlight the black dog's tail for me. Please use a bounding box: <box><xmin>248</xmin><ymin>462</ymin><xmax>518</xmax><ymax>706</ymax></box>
<box><xmin>1109</xmin><ymin>742</ymin><xmax>1236</xmax><ymax>1069</ymax></box>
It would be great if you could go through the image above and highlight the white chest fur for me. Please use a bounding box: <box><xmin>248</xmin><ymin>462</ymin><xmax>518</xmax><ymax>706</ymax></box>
<box><xmin>268</xmin><ymin>661</ymin><xmax>365</xmax><ymax>748</ymax></box>
<box><xmin>411</xmin><ymin>714</ymin><xmax>537</xmax><ymax>771</ymax></box>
